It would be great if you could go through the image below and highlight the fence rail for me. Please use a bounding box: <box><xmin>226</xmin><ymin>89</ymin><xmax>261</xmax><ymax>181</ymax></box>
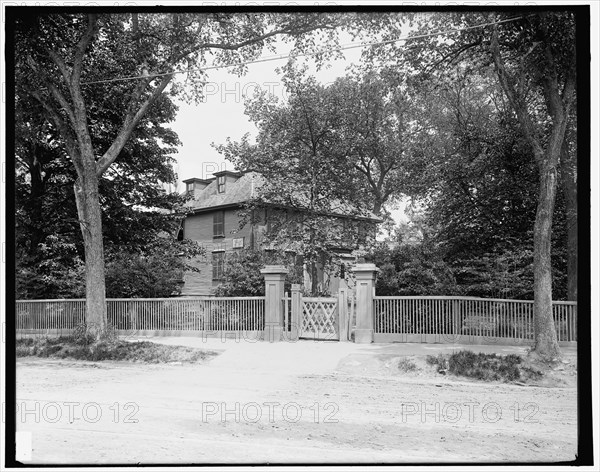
<box><xmin>16</xmin><ymin>297</ymin><xmax>265</xmax><ymax>333</ymax></box>
<box><xmin>374</xmin><ymin>296</ymin><xmax>577</xmax><ymax>343</ymax></box>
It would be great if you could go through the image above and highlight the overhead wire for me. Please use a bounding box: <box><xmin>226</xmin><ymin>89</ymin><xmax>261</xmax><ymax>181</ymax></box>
<box><xmin>80</xmin><ymin>15</ymin><xmax>528</xmax><ymax>86</ymax></box>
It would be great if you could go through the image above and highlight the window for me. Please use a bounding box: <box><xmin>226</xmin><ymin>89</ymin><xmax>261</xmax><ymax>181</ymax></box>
<box><xmin>213</xmin><ymin>211</ymin><xmax>225</xmax><ymax>238</ymax></box>
<box><xmin>212</xmin><ymin>252</ymin><xmax>225</xmax><ymax>280</ymax></box>
<box><xmin>217</xmin><ymin>175</ymin><xmax>226</xmax><ymax>193</ymax></box>
<box><xmin>186</xmin><ymin>182</ymin><xmax>193</xmax><ymax>195</ymax></box>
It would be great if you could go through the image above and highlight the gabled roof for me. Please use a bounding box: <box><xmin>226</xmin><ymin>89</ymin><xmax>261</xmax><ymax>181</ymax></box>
<box><xmin>186</xmin><ymin>171</ymin><xmax>382</xmax><ymax>222</ymax></box>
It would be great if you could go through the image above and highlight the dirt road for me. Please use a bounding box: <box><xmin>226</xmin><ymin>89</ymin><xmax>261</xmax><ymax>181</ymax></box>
<box><xmin>15</xmin><ymin>339</ymin><xmax>578</xmax><ymax>464</ymax></box>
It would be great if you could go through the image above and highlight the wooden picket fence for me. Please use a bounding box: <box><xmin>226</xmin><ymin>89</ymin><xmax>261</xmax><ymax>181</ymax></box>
<box><xmin>16</xmin><ymin>297</ymin><xmax>265</xmax><ymax>336</ymax></box>
<box><xmin>373</xmin><ymin>296</ymin><xmax>577</xmax><ymax>344</ymax></box>
<box><xmin>15</xmin><ymin>295</ymin><xmax>577</xmax><ymax>345</ymax></box>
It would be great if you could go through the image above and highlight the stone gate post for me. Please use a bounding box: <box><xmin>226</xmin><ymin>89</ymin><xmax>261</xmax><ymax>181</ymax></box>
<box><xmin>290</xmin><ymin>284</ymin><xmax>302</xmax><ymax>341</ymax></box>
<box><xmin>338</xmin><ymin>287</ymin><xmax>349</xmax><ymax>342</ymax></box>
<box><xmin>351</xmin><ymin>263</ymin><xmax>379</xmax><ymax>343</ymax></box>
<box><xmin>261</xmin><ymin>265</ymin><xmax>288</xmax><ymax>342</ymax></box>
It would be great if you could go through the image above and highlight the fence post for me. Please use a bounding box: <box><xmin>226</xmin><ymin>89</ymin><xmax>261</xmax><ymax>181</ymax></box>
<box><xmin>291</xmin><ymin>284</ymin><xmax>302</xmax><ymax>341</ymax></box>
<box><xmin>351</xmin><ymin>263</ymin><xmax>379</xmax><ymax>343</ymax></box>
<box><xmin>128</xmin><ymin>301</ymin><xmax>137</xmax><ymax>331</ymax></box>
<box><xmin>452</xmin><ymin>299</ymin><xmax>461</xmax><ymax>341</ymax></box>
<box><xmin>338</xmin><ymin>288</ymin><xmax>348</xmax><ymax>342</ymax></box>
<box><xmin>261</xmin><ymin>265</ymin><xmax>288</xmax><ymax>342</ymax></box>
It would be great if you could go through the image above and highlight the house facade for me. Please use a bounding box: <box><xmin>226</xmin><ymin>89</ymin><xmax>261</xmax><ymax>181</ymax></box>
<box><xmin>179</xmin><ymin>170</ymin><xmax>381</xmax><ymax>296</ymax></box>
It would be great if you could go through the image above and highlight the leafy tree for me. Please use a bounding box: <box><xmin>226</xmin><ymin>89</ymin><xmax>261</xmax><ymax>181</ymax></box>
<box><xmin>15</xmin><ymin>40</ymin><xmax>194</xmax><ymax>299</ymax></box>
<box><xmin>213</xmin><ymin>249</ymin><xmax>267</xmax><ymax>297</ymax></box>
<box><xmin>489</xmin><ymin>13</ymin><xmax>576</xmax><ymax>360</ymax></box>
<box><xmin>216</xmin><ymin>66</ymin><xmax>381</xmax><ymax>294</ymax></box>
<box><xmin>105</xmin><ymin>238</ymin><xmax>203</xmax><ymax>298</ymax></box>
<box><xmin>214</xmin><ymin>249</ymin><xmax>304</xmax><ymax>297</ymax></box>
<box><xmin>16</xmin><ymin>234</ymin><xmax>86</xmax><ymax>299</ymax></box>
<box><xmin>364</xmin><ymin>62</ymin><xmax>568</xmax><ymax>300</ymax></box>
<box><xmin>408</xmin><ymin>67</ymin><xmax>539</xmax><ymax>261</ymax></box>
<box><xmin>367</xmin><ymin>11</ymin><xmax>578</xmax><ymax>360</ymax></box>
<box><xmin>13</xmin><ymin>11</ymin><xmax>346</xmax><ymax>336</ymax></box>
<box><xmin>327</xmin><ymin>68</ymin><xmax>422</xmax><ymax>215</ymax></box>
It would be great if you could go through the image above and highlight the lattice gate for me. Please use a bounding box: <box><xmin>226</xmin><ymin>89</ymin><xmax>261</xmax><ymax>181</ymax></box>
<box><xmin>300</xmin><ymin>297</ymin><xmax>339</xmax><ymax>340</ymax></box>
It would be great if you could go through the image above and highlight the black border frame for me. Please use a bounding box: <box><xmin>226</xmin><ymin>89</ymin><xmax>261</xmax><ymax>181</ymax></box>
<box><xmin>3</xmin><ymin>3</ymin><xmax>593</xmax><ymax>467</ymax></box>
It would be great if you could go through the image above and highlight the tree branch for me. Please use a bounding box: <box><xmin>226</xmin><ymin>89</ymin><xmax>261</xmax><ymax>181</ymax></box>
<box><xmin>71</xmin><ymin>14</ymin><xmax>98</xmax><ymax>85</ymax></box>
<box><xmin>48</xmin><ymin>83</ymin><xmax>76</xmax><ymax>128</ymax></box>
<box><xmin>96</xmin><ymin>74</ymin><xmax>173</xmax><ymax>176</ymax></box>
<box><xmin>490</xmin><ymin>24</ymin><xmax>544</xmax><ymax>164</ymax></box>
<box><xmin>424</xmin><ymin>39</ymin><xmax>483</xmax><ymax>75</ymax></box>
<box><xmin>46</xmin><ymin>50</ymin><xmax>72</xmax><ymax>85</ymax></box>
<box><xmin>28</xmin><ymin>90</ymin><xmax>81</xmax><ymax>175</ymax></box>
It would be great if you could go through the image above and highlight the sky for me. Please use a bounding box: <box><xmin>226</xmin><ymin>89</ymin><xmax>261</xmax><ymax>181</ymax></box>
<box><xmin>167</xmin><ymin>34</ymin><xmax>409</xmax><ymax>223</ymax></box>
<box><xmin>169</xmin><ymin>39</ymin><xmax>363</xmax><ymax>189</ymax></box>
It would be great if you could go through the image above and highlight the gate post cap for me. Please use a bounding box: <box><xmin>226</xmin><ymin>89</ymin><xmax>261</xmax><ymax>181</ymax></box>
<box><xmin>351</xmin><ymin>263</ymin><xmax>379</xmax><ymax>273</ymax></box>
<box><xmin>291</xmin><ymin>284</ymin><xmax>302</xmax><ymax>291</ymax></box>
<box><xmin>260</xmin><ymin>265</ymin><xmax>289</xmax><ymax>275</ymax></box>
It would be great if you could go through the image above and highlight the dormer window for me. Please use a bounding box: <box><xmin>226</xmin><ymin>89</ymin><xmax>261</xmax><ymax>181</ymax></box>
<box><xmin>217</xmin><ymin>175</ymin><xmax>226</xmax><ymax>193</ymax></box>
<box><xmin>186</xmin><ymin>182</ymin><xmax>194</xmax><ymax>195</ymax></box>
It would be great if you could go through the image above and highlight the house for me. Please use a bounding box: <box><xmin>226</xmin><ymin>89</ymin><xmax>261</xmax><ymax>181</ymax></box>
<box><xmin>179</xmin><ymin>170</ymin><xmax>381</xmax><ymax>296</ymax></box>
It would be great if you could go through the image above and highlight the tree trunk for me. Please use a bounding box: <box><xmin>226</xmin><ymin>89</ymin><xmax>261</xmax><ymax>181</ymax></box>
<box><xmin>27</xmin><ymin>145</ymin><xmax>46</xmax><ymax>255</ymax></box>
<box><xmin>531</xmin><ymin>162</ymin><xmax>561</xmax><ymax>360</ymax></box>
<box><xmin>74</xmin><ymin>165</ymin><xmax>106</xmax><ymax>337</ymax></box>
<box><xmin>560</xmin><ymin>144</ymin><xmax>577</xmax><ymax>301</ymax></box>
<box><xmin>310</xmin><ymin>261</ymin><xmax>318</xmax><ymax>296</ymax></box>
<box><xmin>372</xmin><ymin>200</ymin><xmax>382</xmax><ymax>217</ymax></box>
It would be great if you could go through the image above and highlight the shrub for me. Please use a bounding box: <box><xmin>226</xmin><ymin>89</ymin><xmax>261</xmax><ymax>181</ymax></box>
<box><xmin>214</xmin><ymin>249</ymin><xmax>267</xmax><ymax>296</ymax></box>
<box><xmin>16</xmin><ymin>337</ymin><xmax>218</xmax><ymax>363</ymax></box>
<box><xmin>425</xmin><ymin>353</ymin><xmax>447</xmax><ymax>366</ymax></box>
<box><xmin>397</xmin><ymin>357</ymin><xmax>418</xmax><ymax>372</ymax></box>
<box><xmin>214</xmin><ymin>249</ymin><xmax>305</xmax><ymax>296</ymax></box>
<box><xmin>426</xmin><ymin>350</ymin><xmax>540</xmax><ymax>383</ymax></box>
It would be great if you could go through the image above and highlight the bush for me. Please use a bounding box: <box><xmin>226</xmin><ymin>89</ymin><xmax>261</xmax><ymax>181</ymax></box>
<box><xmin>397</xmin><ymin>357</ymin><xmax>418</xmax><ymax>372</ymax></box>
<box><xmin>105</xmin><ymin>252</ymin><xmax>187</xmax><ymax>298</ymax></box>
<box><xmin>16</xmin><ymin>235</ymin><xmax>86</xmax><ymax>299</ymax></box>
<box><xmin>214</xmin><ymin>249</ymin><xmax>304</xmax><ymax>296</ymax></box>
<box><xmin>426</xmin><ymin>350</ymin><xmax>542</xmax><ymax>383</ymax></box>
<box><xmin>214</xmin><ymin>249</ymin><xmax>266</xmax><ymax>296</ymax></box>
<box><xmin>16</xmin><ymin>336</ymin><xmax>218</xmax><ymax>363</ymax></box>
<box><xmin>425</xmin><ymin>353</ymin><xmax>447</xmax><ymax>366</ymax></box>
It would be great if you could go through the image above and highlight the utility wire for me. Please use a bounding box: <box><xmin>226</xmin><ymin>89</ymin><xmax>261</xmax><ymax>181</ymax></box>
<box><xmin>81</xmin><ymin>15</ymin><xmax>527</xmax><ymax>86</ymax></box>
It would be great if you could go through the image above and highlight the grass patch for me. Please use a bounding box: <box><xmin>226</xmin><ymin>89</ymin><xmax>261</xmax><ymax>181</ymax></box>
<box><xmin>16</xmin><ymin>336</ymin><xmax>218</xmax><ymax>364</ymax></box>
<box><xmin>426</xmin><ymin>350</ymin><xmax>543</xmax><ymax>383</ymax></box>
<box><xmin>397</xmin><ymin>357</ymin><xmax>418</xmax><ymax>372</ymax></box>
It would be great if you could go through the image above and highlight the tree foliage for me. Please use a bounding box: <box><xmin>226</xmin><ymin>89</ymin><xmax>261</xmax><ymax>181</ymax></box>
<box><xmin>15</xmin><ymin>27</ymin><xmax>198</xmax><ymax>299</ymax></box>
<box><xmin>13</xmin><ymin>11</ymin><xmax>348</xmax><ymax>333</ymax></box>
<box><xmin>105</xmin><ymin>238</ymin><xmax>203</xmax><ymax>298</ymax></box>
<box><xmin>363</xmin><ymin>11</ymin><xmax>578</xmax><ymax>359</ymax></box>
<box><xmin>215</xmin><ymin>66</ymin><xmax>385</xmax><ymax>293</ymax></box>
<box><xmin>213</xmin><ymin>249</ymin><xmax>304</xmax><ymax>297</ymax></box>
